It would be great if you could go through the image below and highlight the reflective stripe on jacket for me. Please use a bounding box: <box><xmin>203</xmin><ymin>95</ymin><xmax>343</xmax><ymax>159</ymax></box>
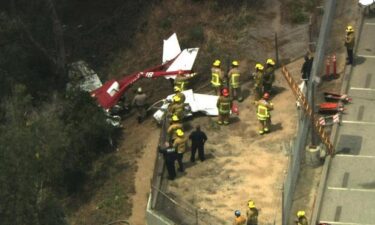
<box><xmin>217</xmin><ymin>96</ymin><xmax>231</xmax><ymax>114</ymax></box>
<box><xmin>254</xmin><ymin>71</ymin><xmax>263</xmax><ymax>87</ymax></box>
<box><xmin>175</xmin><ymin>76</ymin><xmax>189</xmax><ymax>91</ymax></box>
<box><xmin>211</xmin><ymin>67</ymin><xmax>222</xmax><ymax>87</ymax></box>
<box><xmin>229</xmin><ymin>68</ymin><xmax>240</xmax><ymax>88</ymax></box>
<box><xmin>257</xmin><ymin>104</ymin><xmax>269</xmax><ymax>120</ymax></box>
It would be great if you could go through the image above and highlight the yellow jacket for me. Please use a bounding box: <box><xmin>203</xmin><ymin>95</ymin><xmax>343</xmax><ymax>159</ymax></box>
<box><xmin>173</xmin><ymin>136</ymin><xmax>188</xmax><ymax>154</ymax></box>
<box><xmin>167</xmin><ymin>123</ymin><xmax>183</xmax><ymax>140</ymax></box>
<box><xmin>345</xmin><ymin>32</ymin><xmax>355</xmax><ymax>50</ymax></box>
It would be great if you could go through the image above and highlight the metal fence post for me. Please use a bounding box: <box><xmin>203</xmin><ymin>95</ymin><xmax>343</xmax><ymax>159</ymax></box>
<box><xmin>281</xmin><ymin>184</ymin><xmax>285</xmax><ymax>225</ymax></box>
<box><xmin>196</xmin><ymin>208</ymin><xmax>199</xmax><ymax>225</ymax></box>
<box><xmin>275</xmin><ymin>32</ymin><xmax>279</xmax><ymax>67</ymax></box>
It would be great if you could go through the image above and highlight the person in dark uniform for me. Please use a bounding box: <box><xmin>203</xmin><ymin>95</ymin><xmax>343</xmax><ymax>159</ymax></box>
<box><xmin>301</xmin><ymin>53</ymin><xmax>313</xmax><ymax>85</ymax></box>
<box><xmin>189</xmin><ymin>125</ymin><xmax>208</xmax><ymax>162</ymax></box>
<box><xmin>158</xmin><ymin>142</ymin><xmax>177</xmax><ymax>180</ymax></box>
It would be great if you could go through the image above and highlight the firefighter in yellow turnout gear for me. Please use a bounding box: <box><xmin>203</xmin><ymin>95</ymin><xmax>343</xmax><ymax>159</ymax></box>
<box><xmin>168</xmin><ymin>95</ymin><xmax>185</xmax><ymax>120</ymax></box>
<box><xmin>246</xmin><ymin>200</ymin><xmax>259</xmax><ymax>225</ymax></box>
<box><xmin>263</xmin><ymin>58</ymin><xmax>275</xmax><ymax>94</ymax></box>
<box><xmin>252</xmin><ymin>64</ymin><xmax>264</xmax><ymax>100</ymax></box>
<box><xmin>211</xmin><ymin>59</ymin><xmax>225</xmax><ymax>96</ymax></box>
<box><xmin>173</xmin><ymin>128</ymin><xmax>188</xmax><ymax>172</ymax></box>
<box><xmin>167</xmin><ymin>114</ymin><xmax>183</xmax><ymax>143</ymax></box>
<box><xmin>295</xmin><ymin>211</ymin><xmax>308</xmax><ymax>225</ymax></box>
<box><xmin>255</xmin><ymin>93</ymin><xmax>273</xmax><ymax>134</ymax></box>
<box><xmin>228</xmin><ymin>60</ymin><xmax>243</xmax><ymax>102</ymax></box>
<box><xmin>217</xmin><ymin>88</ymin><xmax>232</xmax><ymax>125</ymax></box>
<box><xmin>174</xmin><ymin>86</ymin><xmax>186</xmax><ymax>103</ymax></box>
<box><xmin>174</xmin><ymin>70</ymin><xmax>191</xmax><ymax>91</ymax></box>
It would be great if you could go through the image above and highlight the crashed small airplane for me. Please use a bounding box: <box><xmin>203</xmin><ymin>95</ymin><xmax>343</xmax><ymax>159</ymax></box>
<box><xmin>70</xmin><ymin>33</ymin><xmax>224</xmax><ymax>125</ymax></box>
<box><xmin>91</xmin><ymin>33</ymin><xmax>199</xmax><ymax>110</ymax></box>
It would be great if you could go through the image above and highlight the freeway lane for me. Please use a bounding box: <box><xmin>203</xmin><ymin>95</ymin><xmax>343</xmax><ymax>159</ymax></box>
<box><xmin>318</xmin><ymin>16</ymin><xmax>375</xmax><ymax>224</ymax></box>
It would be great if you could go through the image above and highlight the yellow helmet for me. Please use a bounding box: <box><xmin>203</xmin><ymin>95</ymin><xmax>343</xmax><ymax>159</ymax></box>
<box><xmin>174</xmin><ymin>86</ymin><xmax>181</xmax><ymax>92</ymax></box>
<box><xmin>137</xmin><ymin>87</ymin><xmax>143</xmax><ymax>93</ymax></box>
<box><xmin>173</xmin><ymin>95</ymin><xmax>181</xmax><ymax>103</ymax></box>
<box><xmin>172</xmin><ymin>114</ymin><xmax>179</xmax><ymax>122</ymax></box>
<box><xmin>232</xmin><ymin>60</ymin><xmax>239</xmax><ymax>66</ymax></box>
<box><xmin>176</xmin><ymin>128</ymin><xmax>184</xmax><ymax>137</ymax></box>
<box><xmin>266</xmin><ymin>58</ymin><xmax>275</xmax><ymax>66</ymax></box>
<box><xmin>213</xmin><ymin>59</ymin><xmax>221</xmax><ymax>67</ymax></box>
<box><xmin>248</xmin><ymin>200</ymin><xmax>255</xmax><ymax>209</ymax></box>
<box><xmin>297</xmin><ymin>211</ymin><xmax>305</xmax><ymax>218</ymax></box>
<box><xmin>346</xmin><ymin>25</ymin><xmax>354</xmax><ymax>33</ymax></box>
<box><xmin>255</xmin><ymin>63</ymin><xmax>264</xmax><ymax>71</ymax></box>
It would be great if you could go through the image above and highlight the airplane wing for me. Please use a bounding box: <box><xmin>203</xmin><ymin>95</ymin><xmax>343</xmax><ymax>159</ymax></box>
<box><xmin>153</xmin><ymin>89</ymin><xmax>218</xmax><ymax>123</ymax></box>
<box><xmin>166</xmin><ymin>48</ymin><xmax>199</xmax><ymax>73</ymax></box>
<box><xmin>162</xmin><ymin>33</ymin><xmax>199</xmax><ymax>79</ymax></box>
<box><xmin>163</xmin><ymin>33</ymin><xmax>181</xmax><ymax>63</ymax></box>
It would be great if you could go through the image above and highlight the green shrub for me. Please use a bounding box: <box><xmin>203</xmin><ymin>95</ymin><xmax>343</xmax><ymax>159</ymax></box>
<box><xmin>159</xmin><ymin>17</ymin><xmax>172</xmax><ymax>30</ymax></box>
<box><xmin>288</xmin><ymin>1</ymin><xmax>308</xmax><ymax>24</ymax></box>
<box><xmin>188</xmin><ymin>25</ymin><xmax>205</xmax><ymax>43</ymax></box>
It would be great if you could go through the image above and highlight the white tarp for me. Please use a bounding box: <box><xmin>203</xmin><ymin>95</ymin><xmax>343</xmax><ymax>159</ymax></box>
<box><xmin>153</xmin><ymin>89</ymin><xmax>219</xmax><ymax>122</ymax></box>
<box><xmin>359</xmin><ymin>0</ymin><xmax>374</xmax><ymax>6</ymax></box>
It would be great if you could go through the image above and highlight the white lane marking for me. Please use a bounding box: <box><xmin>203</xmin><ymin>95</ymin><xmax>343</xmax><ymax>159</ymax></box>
<box><xmin>342</xmin><ymin>120</ymin><xmax>375</xmax><ymax>125</ymax></box>
<box><xmin>350</xmin><ymin>87</ymin><xmax>375</xmax><ymax>91</ymax></box>
<box><xmin>319</xmin><ymin>221</ymin><xmax>375</xmax><ymax>225</ymax></box>
<box><xmin>357</xmin><ymin>54</ymin><xmax>375</xmax><ymax>58</ymax></box>
<box><xmin>336</xmin><ymin>154</ymin><xmax>375</xmax><ymax>159</ymax></box>
<box><xmin>365</xmin><ymin>22</ymin><xmax>375</xmax><ymax>26</ymax></box>
<box><xmin>328</xmin><ymin>187</ymin><xmax>375</xmax><ymax>193</ymax></box>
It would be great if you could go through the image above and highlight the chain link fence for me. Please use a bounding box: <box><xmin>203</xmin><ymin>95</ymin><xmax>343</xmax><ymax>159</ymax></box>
<box><xmin>152</xmin><ymin>185</ymin><xmax>227</xmax><ymax>225</ymax></box>
<box><xmin>281</xmin><ymin>0</ymin><xmax>336</xmax><ymax>224</ymax></box>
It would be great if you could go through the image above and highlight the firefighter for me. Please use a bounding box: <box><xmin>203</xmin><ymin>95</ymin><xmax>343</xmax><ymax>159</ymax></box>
<box><xmin>295</xmin><ymin>211</ymin><xmax>308</xmax><ymax>225</ymax></box>
<box><xmin>174</xmin><ymin>70</ymin><xmax>191</xmax><ymax>91</ymax></box>
<box><xmin>211</xmin><ymin>59</ymin><xmax>225</xmax><ymax>95</ymax></box>
<box><xmin>233</xmin><ymin>210</ymin><xmax>247</xmax><ymax>225</ymax></box>
<box><xmin>246</xmin><ymin>200</ymin><xmax>259</xmax><ymax>225</ymax></box>
<box><xmin>263</xmin><ymin>58</ymin><xmax>276</xmax><ymax>94</ymax></box>
<box><xmin>168</xmin><ymin>94</ymin><xmax>185</xmax><ymax>120</ymax></box>
<box><xmin>173</xmin><ymin>129</ymin><xmax>188</xmax><ymax>172</ymax></box>
<box><xmin>217</xmin><ymin>88</ymin><xmax>232</xmax><ymax>125</ymax></box>
<box><xmin>228</xmin><ymin>60</ymin><xmax>243</xmax><ymax>102</ymax></box>
<box><xmin>158</xmin><ymin>142</ymin><xmax>177</xmax><ymax>180</ymax></box>
<box><xmin>345</xmin><ymin>25</ymin><xmax>355</xmax><ymax>65</ymax></box>
<box><xmin>255</xmin><ymin>92</ymin><xmax>273</xmax><ymax>135</ymax></box>
<box><xmin>252</xmin><ymin>64</ymin><xmax>264</xmax><ymax>100</ymax></box>
<box><xmin>167</xmin><ymin>114</ymin><xmax>183</xmax><ymax>144</ymax></box>
<box><xmin>174</xmin><ymin>86</ymin><xmax>186</xmax><ymax>103</ymax></box>
<box><xmin>132</xmin><ymin>87</ymin><xmax>147</xmax><ymax>123</ymax></box>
